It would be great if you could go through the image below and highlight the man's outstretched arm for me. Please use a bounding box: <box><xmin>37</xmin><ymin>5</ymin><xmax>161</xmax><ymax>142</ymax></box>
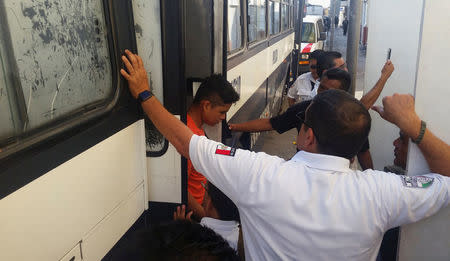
<box><xmin>120</xmin><ymin>50</ymin><xmax>192</xmax><ymax>159</ymax></box>
<box><xmin>228</xmin><ymin>118</ymin><xmax>273</xmax><ymax>132</ymax></box>
<box><xmin>360</xmin><ymin>60</ymin><xmax>394</xmax><ymax>110</ymax></box>
<box><xmin>373</xmin><ymin>94</ymin><xmax>450</xmax><ymax>176</ymax></box>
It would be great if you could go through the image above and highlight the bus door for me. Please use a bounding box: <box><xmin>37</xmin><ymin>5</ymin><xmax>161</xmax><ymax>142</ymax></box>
<box><xmin>132</xmin><ymin>0</ymin><xmax>226</xmax><ymax>223</ymax></box>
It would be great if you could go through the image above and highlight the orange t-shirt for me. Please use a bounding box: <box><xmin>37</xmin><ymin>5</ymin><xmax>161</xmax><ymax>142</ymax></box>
<box><xmin>187</xmin><ymin>114</ymin><xmax>207</xmax><ymax>204</ymax></box>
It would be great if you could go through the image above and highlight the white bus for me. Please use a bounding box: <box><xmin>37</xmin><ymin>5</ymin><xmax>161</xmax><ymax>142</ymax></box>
<box><xmin>226</xmin><ymin>0</ymin><xmax>301</xmax><ymax>149</ymax></box>
<box><xmin>0</xmin><ymin>0</ymin><xmax>304</xmax><ymax>260</ymax></box>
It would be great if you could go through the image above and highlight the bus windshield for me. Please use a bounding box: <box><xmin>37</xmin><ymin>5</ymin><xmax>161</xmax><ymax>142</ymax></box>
<box><xmin>301</xmin><ymin>23</ymin><xmax>316</xmax><ymax>43</ymax></box>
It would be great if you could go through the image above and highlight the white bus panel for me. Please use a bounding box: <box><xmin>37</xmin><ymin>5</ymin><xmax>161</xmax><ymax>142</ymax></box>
<box><xmin>398</xmin><ymin>0</ymin><xmax>450</xmax><ymax>260</ymax></box>
<box><xmin>0</xmin><ymin>121</ymin><xmax>146</xmax><ymax>260</ymax></box>
<box><xmin>365</xmin><ymin>0</ymin><xmax>449</xmax><ymax>259</ymax></box>
<box><xmin>227</xmin><ymin>32</ymin><xmax>295</xmax><ymax>119</ymax></box>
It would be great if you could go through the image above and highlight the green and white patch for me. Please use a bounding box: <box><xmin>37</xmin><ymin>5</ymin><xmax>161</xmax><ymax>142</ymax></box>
<box><xmin>401</xmin><ymin>176</ymin><xmax>434</xmax><ymax>188</ymax></box>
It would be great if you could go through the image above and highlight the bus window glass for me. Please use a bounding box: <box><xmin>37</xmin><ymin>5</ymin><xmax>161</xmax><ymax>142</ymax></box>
<box><xmin>281</xmin><ymin>4</ymin><xmax>289</xmax><ymax>31</ymax></box>
<box><xmin>3</xmin><ymin>0</ymin><xmax>113</xmax><ymax>132</ymax></box>
<box><xmin>0</xmin><ymin>0</ymin><xmax>114</xmax><ymax>151</ymax></box>
<box><xmin>301</xmin><ymin>22</ymin><xmax>316</xmax><ymax>43</ymax></box>
<box><xmin>248</xmin><ymin>0</ymin><xmax>266</xmax><ymax>43</ymax></box>
<box><xmin>268</xmin><ymin>1</ymin><xmax>280</xmax><ymax>35</ymax></box>
<box><xmin>227</xmin><ymin>0</ymin><xmax>242</xmax><ymax>52</ymax></box>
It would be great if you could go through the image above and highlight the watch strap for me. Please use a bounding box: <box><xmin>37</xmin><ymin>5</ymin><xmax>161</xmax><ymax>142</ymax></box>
<box><xmin>137</xmin><ymin>90</ymin><xmax>153</xmax><ymax>103</ymax></box>
<box><xmin>411</xmin><ymin>120</ymin><xmax>426</xmax><ymax>144</ymax></box>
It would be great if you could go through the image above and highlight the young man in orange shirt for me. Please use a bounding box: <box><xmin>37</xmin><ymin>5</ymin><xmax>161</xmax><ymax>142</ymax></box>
<box><xmin>186</xmin><ymin>75</ymin><xmax>239</xmax><ymax>219</ymax></box>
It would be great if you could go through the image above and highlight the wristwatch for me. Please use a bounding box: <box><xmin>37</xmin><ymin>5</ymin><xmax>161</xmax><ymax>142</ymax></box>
<box><xmin>411</xmin><ymin>120</ymin><xmax>426</xmax><ymax>144</ymax></box>
<box><xmin>137</xmin><ymin>90</ymin><xmax>153</xmax><ymax>103</ymax></box>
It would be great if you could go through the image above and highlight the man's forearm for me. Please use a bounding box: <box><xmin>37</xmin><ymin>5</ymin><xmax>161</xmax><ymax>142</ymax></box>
<box><xmin>402</xmin><ymin>117</ymin><xmax>450</xmax><ymax>176</ymax></box>
<box><xmin>141</xmin><ymin>97</ymin><xmax>193</xmax><ymax>159</ymax></box>
<box><xmin>230</xmin><ymin>118</ymin><xmax>273</xmax><ymax>132</ymax></box>
<box><xmin>360</xmin><ymin>61</ymin><xmax>394</xmax><ymax>109</ymax></box>
<box><xmin>360</xmin><ymin>75</ymin><xmax>388</xmax><ymax>110</ymax></box>
<box><xmin>414</xmin><ymin>129</ymin><xmax>450</xmax><ymax>176</ymax></box>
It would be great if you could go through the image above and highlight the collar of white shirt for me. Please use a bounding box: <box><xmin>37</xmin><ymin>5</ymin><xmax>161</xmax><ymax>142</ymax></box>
<box><xmin>300</xmin><ymin>72</ymin><xmax>319</xmax><ymax>84</ymax></box>
<box><xmin>291</xmin><ymin>150</ymin><xmax>350</xmax><ymax>172</ymax></box>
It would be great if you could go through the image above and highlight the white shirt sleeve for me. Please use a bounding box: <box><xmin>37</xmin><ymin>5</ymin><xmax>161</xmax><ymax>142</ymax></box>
<box><xmin>287</xmin><ymin>84</ymin><xmax>299</xmax><ymax>99</ymax></box>
<box><xmin>378</xmin><ymin>172</ymin><xmax>450</xmax><ymax>229</ymax></box>
<box><xmin>189</xmin><ymin>135</ymin><xmax>284</xmax><ymax>205</ymax></box>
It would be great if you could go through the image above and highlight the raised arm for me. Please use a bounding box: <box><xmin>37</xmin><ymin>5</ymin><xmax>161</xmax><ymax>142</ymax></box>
<box><xmin>373</xmin><ymin>94</ymin><xmax>450</xmax><ymax>176</ymax></box>
<box><xmin>228</xmin><ymin>118</ymin><xmax>273</xmax><ymax>132</ymax></box>
<box><xmin>120</xmin><ymin>50</ymin><xmax>193</xmax><ymax>159</ymax></box>
<box><xmin>360</xmin><ymin>61</ymin><xmax>394</xmax><ymax>110</ymax></box>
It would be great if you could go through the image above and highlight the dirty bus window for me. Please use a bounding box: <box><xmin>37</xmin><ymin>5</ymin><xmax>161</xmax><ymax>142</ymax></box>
<box><xmin>0</xmin><ymin>0</ymin><xmax>114</xmax><ymax>151</ymax></box>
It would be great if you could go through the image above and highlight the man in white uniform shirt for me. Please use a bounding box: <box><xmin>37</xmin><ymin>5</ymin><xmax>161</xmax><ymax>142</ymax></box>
<box><xmin>121</xmin><ymin>50</ymin><xmax>450</xmax><ymax>261</ymax></box>
<box><xmin>287</xmin><ymin>50</ymin><xmax>324</xmax><ymax>105</ymax></box>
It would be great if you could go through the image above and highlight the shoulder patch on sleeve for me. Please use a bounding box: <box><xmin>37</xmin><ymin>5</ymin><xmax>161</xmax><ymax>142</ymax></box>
<box><xmin>401</xmin><ymin>176</ymin><xmax>434</xmax><ymax>188</ymax></box>
<box><xmin>215</xmin><ymin>144</ymin><xmax>236</xmax><ymax>157</ymax></box>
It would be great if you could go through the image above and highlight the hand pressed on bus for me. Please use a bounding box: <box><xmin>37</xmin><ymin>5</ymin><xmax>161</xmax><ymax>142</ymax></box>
<box><xmin>120</xmin><ymin>50</ymin><xmax>193</xmax><ymax>159</ymax></box>
<box><xmin>120</xmin><ymin>49</ymin><xmax>151</xmax><ymax>99</ymax></box>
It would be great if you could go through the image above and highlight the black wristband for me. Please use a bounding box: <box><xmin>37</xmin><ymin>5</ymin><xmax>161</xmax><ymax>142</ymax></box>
<box><xmin>411</xmin><ymin>120</ymin><xmax>426</xmax><ymax>145</ymax></box>
<box><xmin>137</xmin><ymin>90</ymin><xmax>153</xmax><ymax>103</ymax></box>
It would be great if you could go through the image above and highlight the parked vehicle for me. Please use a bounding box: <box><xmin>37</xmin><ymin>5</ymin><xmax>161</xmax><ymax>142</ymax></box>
<box><xmin>298</xmin><ymin>15</ymin><xmax>326</xmax><ymax>73</ymax></box>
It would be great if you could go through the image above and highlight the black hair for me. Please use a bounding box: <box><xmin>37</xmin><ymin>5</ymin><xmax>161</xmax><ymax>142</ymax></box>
<box><xmin>309</xmin><ymin>49</ymin><xmax>324</xmax><ymax>61</ymax></box>
<box><xmin>317</xmin><ymin>51</ymin><xmax>342</xmax><ymax>78</ymax></box>
<box><xmin>322</xmin><ymin>68</ymin><xmax>351</xmax><ymax>92</ymax></box>
<box><xmin>206</xmin><ymin>182</ymin><xmax>240</xmax><ymax>222</ymax></box>
<box><xmin>193</xmin><ymin>74</ymin><xmax>240</xmax><ymax>106</ymax></box>
<box><xmin>134</xmin><ymin>220</ymin><xmax>239</xmax><ymax>261</ymax></box>
<box><xmin>306</xmin><ymin>90</ymin><xmax>371</xmax><ymax>159</ymax></box>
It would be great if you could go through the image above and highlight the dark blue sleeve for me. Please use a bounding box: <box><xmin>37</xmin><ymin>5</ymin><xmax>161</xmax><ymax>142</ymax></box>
<box><xmin>269</xmin><ymin>101</ymin><xmax>311</xmax><ymax>134</ymax></box>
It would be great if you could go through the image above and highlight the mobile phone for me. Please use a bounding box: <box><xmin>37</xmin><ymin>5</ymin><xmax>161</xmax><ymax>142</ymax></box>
<box><xmin>387</xmin><ymin>48</ymin><xmax>392</xmax><ymax>61</ymax></box>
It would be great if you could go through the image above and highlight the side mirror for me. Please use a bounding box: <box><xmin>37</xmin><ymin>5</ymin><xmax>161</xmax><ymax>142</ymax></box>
<box><xmin>319</xmin><ymin>32</ymin><xmax>327</xmax><ymax>41</ymax></box>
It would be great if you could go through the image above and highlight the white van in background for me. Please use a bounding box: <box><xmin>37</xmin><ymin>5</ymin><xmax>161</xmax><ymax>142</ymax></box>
<box><xmin>298</xmin><ymin>15</ymin><xmax>326</xmax><ymax>73</ymax></box>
